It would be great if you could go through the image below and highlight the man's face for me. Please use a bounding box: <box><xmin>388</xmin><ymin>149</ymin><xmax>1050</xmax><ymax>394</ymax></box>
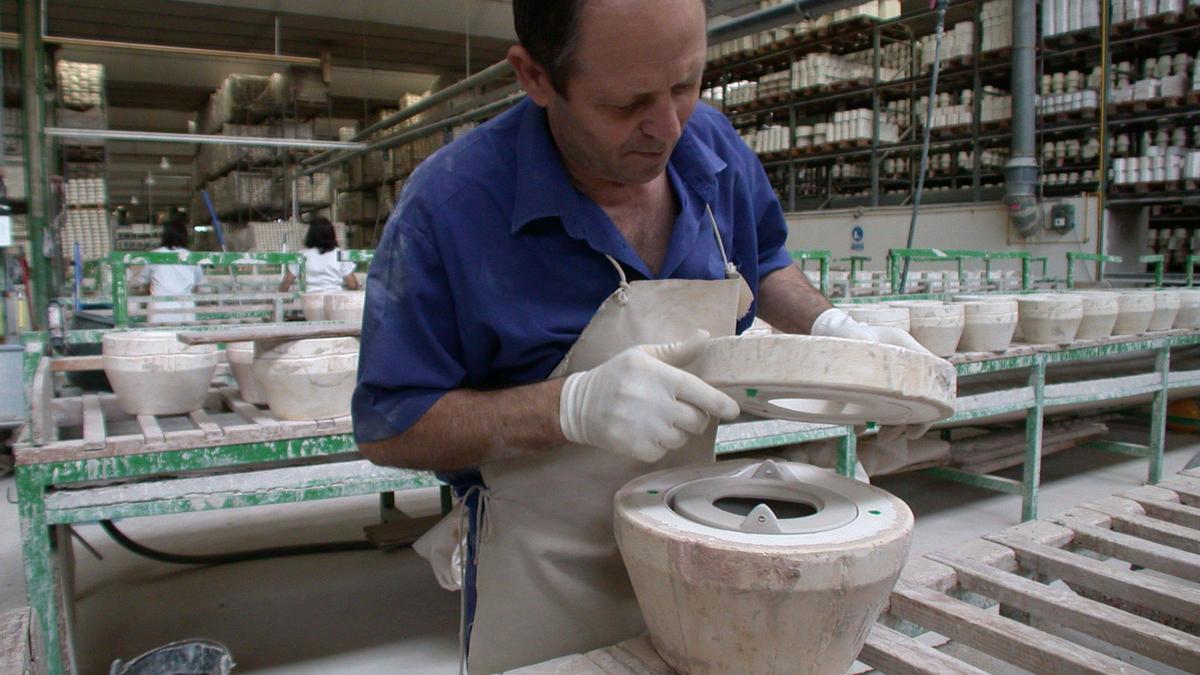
<box><xmin>545</xmin><ymin>0</ymin><xmax>708</xmax><ymax>186</ymax></box>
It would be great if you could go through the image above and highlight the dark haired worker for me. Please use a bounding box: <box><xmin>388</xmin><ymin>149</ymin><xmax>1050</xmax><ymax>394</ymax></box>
<box><xmin>353</xmin><ymin>0</ymin><xmax>928</xmax><ymax>670</ymax></box>
<box><xmin>278</xmin><ymin>216</ymin><xmax>360</xmax><ymax>293</ymax></box>
<box><xmin>132</xmin><ymin>214</ymin><xmax>203</xmax><ymax>324</ymax></box>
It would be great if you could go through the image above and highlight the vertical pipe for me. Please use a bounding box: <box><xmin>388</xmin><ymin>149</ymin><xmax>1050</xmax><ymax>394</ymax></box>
<box><xmin>1004</xmin><ymin>0</ymin><xmax>1041</xmax><ymax>237</ymax></box>
<box><xmin>274</xmin><ymin>15</ymin><xmax>281</xmax><ymax>56</ymax></box>
<box><xmin>1097</xmin><ymin>0</ymin><xmax>1110</xmax><ymax>272</ymax></box>
<box><xmin>19</xmin><ymin>0</ymin><xmax>51</xmax><ymax>327</ymax></box>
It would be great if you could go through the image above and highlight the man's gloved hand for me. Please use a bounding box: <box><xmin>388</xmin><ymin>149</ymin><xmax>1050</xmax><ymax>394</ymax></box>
<box><xmin>811</xmin><ymin>308</ymin><xmax>934</xmax><ymax>442</ymax></box>
<box><xmin>559</xmin><ymin>330</ymin><xmax>741</xmax><ymax>463</ymax></box>
<box><xmin>810</xmin><ymin>307</ymin><xmax>934</xmax><ymax>355</ymax></box>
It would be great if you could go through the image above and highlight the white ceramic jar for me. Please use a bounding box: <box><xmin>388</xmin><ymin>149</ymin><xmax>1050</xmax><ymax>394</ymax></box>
<box><xmin>1174</xmin><ymin>290</ymin><xmax>1200</xmax><ymax>329</ymax></box>
<box><xmin>225</xmin><ymin>342</ymin><xmax>267</xmax><ymax>405</ymax></box>
<box><xmin>891</xmin><ymin>302</ymin><xmax>965</xmax><ymax>356</ymax></box>
<box><xmin>103</xmin><ymin>331</ymin><xmax>218</xmax><ymax>416</ymax></box>
<box><xmin>1144</xmin><ymin>289</ymin><xmax>1182</xmax><ymax>331</ymax></box>
<box><xmin>253</xmin><ymin>337</ymin><xmax>359</xmax><ymax>420</ymax></box>
<box><xmin>324</xmin><ymin>291</ymin><xmax>367</xmax><ymax>324</ymax></box>
<box><xmin>1016</xmin><ymin>294</ymin><xmax>1084</xmax><ymax>345</ymax></box>
<box><xmin>301</xmin><ymin>292</ymin><xmax>328</xmax><ymax>321</ymax></box>
<box><xmin>954</xmin><ymin>298</ymin><xmax>1019</xmax><ymax>352</ymax></box>
<box><xmin>1113</xmin><ymin>292</ymin><xmax>1155</xmax><ymax>335</ymax></box>
<box><xmin>1070</xmin><ymin>291</ymin><xmax>1120</xmax><ymax>339</ymax></box>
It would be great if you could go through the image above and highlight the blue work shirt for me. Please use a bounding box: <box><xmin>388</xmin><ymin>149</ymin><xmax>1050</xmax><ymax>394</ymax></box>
<box><xmin>352</xmin><ymin>98</ymin><xmax>793</xmax><ymax>446</ymax></box>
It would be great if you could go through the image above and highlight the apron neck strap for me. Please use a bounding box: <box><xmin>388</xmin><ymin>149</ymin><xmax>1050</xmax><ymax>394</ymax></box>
<box><xmin>603</xmin><ymin>203</ymin><xmax>737</xmax><ymax>290</ymax></box>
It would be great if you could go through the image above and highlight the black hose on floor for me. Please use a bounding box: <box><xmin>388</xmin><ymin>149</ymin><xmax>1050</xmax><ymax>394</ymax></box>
<box><xmin>100</xmin><ymin>520</ymin><xmax>388</xmax><ymax>566</ymax></box>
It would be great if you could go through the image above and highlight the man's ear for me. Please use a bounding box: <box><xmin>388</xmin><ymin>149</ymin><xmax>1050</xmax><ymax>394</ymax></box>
<box><xmin>508</xmin><ymin>45</ymin><xmax>556</xmax><ymax>107</ymax></box>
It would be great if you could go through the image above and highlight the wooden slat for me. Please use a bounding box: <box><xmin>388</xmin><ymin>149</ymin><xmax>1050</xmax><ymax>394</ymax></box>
<box><xmin>81</xmin><ymin>395</ymin><xmax>106</xmax><ymax>451</ymax></box>
<box><xmin>48</xmin><ymin>355</ymin><xmax>104</xmax><ymax>372</ymax></box>
<box><xmin>1057</xmin><ymin>517</ymin><xmax>1200</xmax><ymax>581</ymax></box>
<box><xmin>858</xmin><ymin>624</ymin><xmax>988</xmax><ymax>675</ymax></box>
<box><xmin>176</xmin><ymin>323</ymin><xmax>360</xmax><ymax>345</ymax></box>
<box><xmin>136</xmin><ymin>414</ymin><xmax>165</xmax><ymax>444</ymax></box>
<box><xmin>888</xmin><ymin>581</ymin><xmax>1147</xmax><ymax>675</ymax></box>
<box><xmin>1160</xmin><ymin>479</ymin><xmax>1200</xmax><ymax>507</ymax></box>
<box><xmin>927</xmin><ymin>552</ymin><xmax>1200</xmax><ymax>672</ymax></box>
<box><xmin>986</xmin><ymin>533</ymin><xmax>1200</xmax><ymax>625</ymax></box>
<box><xmin>1125</xmin><ymin>496</ymin><xmax>1200</xmax><ymax>531</ymax></box>
<box><xmin>188</xmin><ymin>409</ymin><xmax>224</xmax><ymax>441</ymax></box>
<box><xmin>1082</xmin><ymin>503</ymin><xmax>1200</xmax><ymax>555</ymax></box>
<box><xmin>219</xmin><ymin>389</ymin><xmax>280</xmax><ymax>433</ymax></box>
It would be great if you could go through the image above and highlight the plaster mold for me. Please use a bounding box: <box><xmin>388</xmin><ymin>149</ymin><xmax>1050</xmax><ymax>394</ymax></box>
<box><xmin>1113</xmin><ymin>292</ymin><xmax>1155</xmax><ymax>335</ymax></box>
<box><xmin>687</xmin><ymin>334</ymin><xmax>956</xmax><ymax>426</ymax></box>
<box><xmin>839</xmin><ymin>304</ymin><xmax>911</xmax><ymax>331</ymax></box>
<box><xmin>102</xmin><ymin>332</ymin><xmax>218</xmax><ymax>416</ymax></box>
<box><xmin>615</xmin><ymin>459</ymin><xmax>913</xmax><ymax>675</ymax></box>
<box><xmin>324</xmin><ymin>291</ymin><xmax>366</xmax><ymax>324</ymax></box>
<box><xmin>1016</xmin><ymin>294</ymin><xmax>1083</xmax><ymax>345</ymax></box>
<box><xmin>253</xmin><ymin>337</ymin><xmax>359</xmax><ymax>420</ymax></box>
<box><xmin>953</xmin><ymin>298</ymin><xmax>1018</xmax><ymax>352</ymax></box>
<box><xmin>1070</xmin><ymin>291</ymin><xmax>1120</xmax><ymax>339</ymax></box>
<box><xmin>1175</xmin><ymin>290</ymin><xmax>1200</xmax><ymax>329</ymax></box>
<box><xmin>891</xmin><ymin>302</ymin><xmax>965</xmax><ymax>356</ymax></box>
<box><xmin>225</xmin><ymin>342</ymin><xmax>267</xmax><ymax>405</ymax></box>
<box><xmin>301</xmin><ymin>292</ymin><xmax>328</xmax><ymax>321</ymax></box>
<box><xmin>1145</xmin><ymin>290</ymin><xmax>1182</xmax><ymax>331</ymax></box>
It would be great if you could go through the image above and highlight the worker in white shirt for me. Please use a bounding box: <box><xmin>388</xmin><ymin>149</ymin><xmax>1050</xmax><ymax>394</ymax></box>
<box><xmin>132</xmin><ymin>214</ymin><xmax>203</xmax><ymax>324</ymax></box>
<box><xmin>278</xmin><ymin>217</ymin><xmax>360</xmax><ymax>293</ymax></box>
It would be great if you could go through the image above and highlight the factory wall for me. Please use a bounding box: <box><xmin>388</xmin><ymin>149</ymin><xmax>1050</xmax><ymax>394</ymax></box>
<box><xmin>783</xmin><ymin>195</ymin><xmax>1107</xmax><ymax>284</ymax></box>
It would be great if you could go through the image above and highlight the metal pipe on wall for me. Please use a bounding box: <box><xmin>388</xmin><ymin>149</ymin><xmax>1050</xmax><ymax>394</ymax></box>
<box><xmin>43</xmin><ymin>127</ymin><xmax>366</xmax><ymax>150</ymax></box>
<box><xmin>1004</xmin><ymin>0</ymin><xmax>1041</xmax><ymax>237</ymax></box>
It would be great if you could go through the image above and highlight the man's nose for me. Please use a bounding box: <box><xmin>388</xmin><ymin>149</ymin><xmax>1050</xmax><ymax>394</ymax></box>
<box><xmin>641</xmin><ymin>98</ymin><xmax>682</xmax><ymax>144</ymax></box>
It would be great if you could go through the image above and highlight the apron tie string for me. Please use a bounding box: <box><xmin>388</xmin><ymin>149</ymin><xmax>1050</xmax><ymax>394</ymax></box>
<box><xmin>459</xmin><ymin>484</ymin><xmax>489</xmax><ymax>675</ymax></box>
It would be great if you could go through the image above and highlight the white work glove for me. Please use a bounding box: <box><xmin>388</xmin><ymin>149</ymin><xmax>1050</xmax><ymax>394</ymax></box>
<box><xmin>811</xmin><ymin>308</ymin><xmax>934</xmax><ymax>441</ymax></box>
<box><xmin>810</xmin><ymin>308</ymin><xmax>933</xmax><ymax>355</ymax></box>
<box><xmin>560</xmin><ymin>330</ymin><xmax>741</xmax><ymax>463</ymax></box>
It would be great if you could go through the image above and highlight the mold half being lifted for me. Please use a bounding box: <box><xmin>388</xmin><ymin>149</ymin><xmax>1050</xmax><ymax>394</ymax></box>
<box><xmin>615</xmin><ymin>459</ymin><xmax>913</xmax><ymax>675</ymax></box>
<box><xmin>687</xmin><ymin>335</ymin><xmax>956</xmax><ymax>426</ymax></box>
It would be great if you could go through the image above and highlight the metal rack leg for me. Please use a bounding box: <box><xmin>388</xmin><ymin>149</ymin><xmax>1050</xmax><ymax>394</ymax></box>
<box><xmin>16</xmin><ymin>467</ymin><xmax>70</xmax><ymax>674</ymax></box>
<box><xmin>836</xmin><ymin>427</ymin><xmax>858</xmax><ymax>478</ymax></box>
<box><xmin>1021</xmin><ymin>357</ymin><xmax>1046</xmax><ymax>522</ymax></box>
<box><xmin>1149</xmin><ymin>346</ymin><xmax>1170</xmax><ymax>485</ymax></box>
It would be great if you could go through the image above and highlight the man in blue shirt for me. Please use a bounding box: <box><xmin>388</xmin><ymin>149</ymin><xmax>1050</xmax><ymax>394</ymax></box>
<box><xmin>354</xmin><ymin>0</ymin><xmax>926</xmax><ymax>670</ymax></box>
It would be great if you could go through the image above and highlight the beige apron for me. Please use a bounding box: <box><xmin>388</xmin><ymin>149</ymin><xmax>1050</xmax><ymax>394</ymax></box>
<box><xmin>466</xmin><ymin>206</ymin><xmax>753</xmax><ymax>673</ymax></box>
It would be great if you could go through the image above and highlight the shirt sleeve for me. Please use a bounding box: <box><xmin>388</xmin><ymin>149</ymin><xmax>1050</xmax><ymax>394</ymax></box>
<box><xmin>352</xmin><ymin>201</ymin><xmax>467</xmax><ymax>445</ymax></box>
<box><xmin>339</xmin><ymin>260</ymin><xmax>357</xmax><ymax>279</ymax></box>
<box><xmin>746</xmin><ymin>148</ymin><xmax>793</xmax><ymax>278</ymax></box>
<box><xmin>133</xmin><ymin>265</ymin><xmax>150</xmax><ymax>286</ymax></box>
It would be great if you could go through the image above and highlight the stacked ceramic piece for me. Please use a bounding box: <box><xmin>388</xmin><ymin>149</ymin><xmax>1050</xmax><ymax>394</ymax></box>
<box><xmin>953</xmin><ymin>297</ymin><xmax>1018</xmax><ymax>352</ymax></box>
<box><xmin>253</xmin><ymin>337</ymin><xmax>359</xmax><ymax>420</ymax></box>
<box><xmin>301</xmin><ymin>292</ymin><xmax>328</xmax><ymax>321</ymax></box>
<box><xmin>225</xmin><ymin>342</ymin><xmax>267</xmax><ymax>405</ymax></box>
<box><xmin>1071</xmin><ymin>291</ymin><xmax>1120</xmax><ymax>339</ymax></box>
<box><xmin>616</xmin><ymin>459</ymin><xmax>913</xmax><ymax>675</ymax></box>
<box><xmin>103</xmin><ymin>332</ymin><xmax>218</xmax><ymax>415</ymax></box>
<box><xmin>1113</xmin><ymin>292</ymin><xmax>1155</xmax><ymax>335</ymax></box>
<box><xmin>1015</xmin><ymin>294</ymin><xmax>1084</xmax><ymax>345</ymax></box>
<box><xmin>891</xmin><ymin>301</ymin><xmax>964</xmax><ymax>356</ymax></box>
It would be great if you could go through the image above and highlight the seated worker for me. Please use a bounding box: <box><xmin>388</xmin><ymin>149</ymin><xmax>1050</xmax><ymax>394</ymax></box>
<box><xmin>132</xmin><ymin>213</ymin><xmax>203</xmax><ymax>324</ymax></box>
<box><xmin>278</xmin><ymin>217</ymin><xmax>360</xmax><ymax>293</ymax></box>
<box><xmin>353</xmin><ymin>0</ymin><xmax>929</xmax><ymax>671</ymax></box>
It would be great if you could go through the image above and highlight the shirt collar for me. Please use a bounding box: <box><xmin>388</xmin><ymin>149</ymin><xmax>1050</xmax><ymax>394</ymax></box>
<box><xmin>511</xmin><ymin>100</ymin><xmax>728</xmax><ymax>235</ymax></box>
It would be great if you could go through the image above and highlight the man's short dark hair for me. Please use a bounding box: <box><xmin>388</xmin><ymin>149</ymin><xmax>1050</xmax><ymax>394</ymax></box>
<box><xmin>160</xmin><ymin>213</ymin><xmax>189</xmax><ymax>249</ymax></box>
<box><xmin>305</xmin><ymin>216</ymin><xmax>339</xmax><ymax>254</ymax></box>
<box><xmin>513</xmin><ymin>0</ymin><xmax>709</xmax><ymax>97</ymax></box>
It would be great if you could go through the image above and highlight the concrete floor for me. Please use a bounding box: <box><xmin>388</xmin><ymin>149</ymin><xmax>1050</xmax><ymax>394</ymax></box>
<box><xmin>1</xmin><ymin>422</ymin><xmax>1197</xmax><ymax>673</ymax></box>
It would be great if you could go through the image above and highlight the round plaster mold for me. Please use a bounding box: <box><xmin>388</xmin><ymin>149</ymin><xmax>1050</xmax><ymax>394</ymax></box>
<box><xmin>225</xmin><ymin>342</ymin><xmax>267</xmax><ymax>405</ymax></box>
<box><xmin>102</xmin><ymin>331</ymin><xmax>218</xmax><ymax>416</ymax></box>
<box><xmin>301</xmin><ymin>292</ymin><xmax>328</xmax><ymax>321</ymax></box>
<box><xmin>1175</xmin><ymin>290</ymin><xmax>1200</xmax><ymax>329</ymax></box>
<box><xmin>615</xmin><ymin>459</ymin><xmax>913</xmax><ymax>675</ymax></box>
<box><xmin>324</xmin><ymin>291</ymin><xmax>366</xmax><ymax>324</ymax></box>
<box><xmin>839</xmin><ymin>304</ymin><xmax>911</xmax><ymax>332</ymax></box>
<box><xmin>1069</xmin><ymin>291</ymin><xmax>1120</xmax><ymax>339</ymax></box>
<box><xmin>1145</xmin><ymin>289</ymin><xmax>1182</xmax><ymax>332</ymax></box>
<box><xmin>891</xmin><ymin>301</ymin><xmax>965</xmax><ymax>356</ymax></box>
<box><xmin>1016</xmin><ymin>294</ymin><xmax>1084</xmax><ymax>345</ymax></box>
<box><xmin>953</xmin><ymin>298</ymin><xmax>1018</xmax><ymax>352</ymax></box>
<box><xmin>253</xmin><ymin>337</ymin><xmax>359</xmax><ymax>420</ymax></box>
<box><xmin>686</xmin><ymin>335</ymin><xmax>956</xmax><ymax>426</ymax></box>
<box><xmin>1113</xmin><ymin>292</ymin><xmax>1155</xmax><ymax>335</ymax></box>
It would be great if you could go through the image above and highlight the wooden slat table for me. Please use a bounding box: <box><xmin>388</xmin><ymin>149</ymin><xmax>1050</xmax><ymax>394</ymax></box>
<box><xmin>510</xmin><ymin>471</ymin><xmax>1200</xmax><ymax>674</ymax></box>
